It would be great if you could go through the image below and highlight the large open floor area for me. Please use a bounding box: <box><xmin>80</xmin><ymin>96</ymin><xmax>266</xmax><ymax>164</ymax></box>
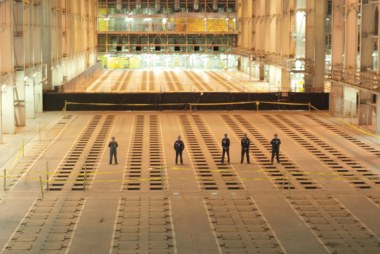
<box><xmin>0</xmin><ymin>111</ymin><xmax>380</xmax><ymax>254</ymax></box>
<box><xmin>64</xmin><ymin>70</ymin><xmax>276</xmax><ymax>93</ymax></box>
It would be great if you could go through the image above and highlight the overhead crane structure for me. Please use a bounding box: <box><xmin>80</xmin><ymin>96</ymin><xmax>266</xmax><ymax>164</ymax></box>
<box><xmin>97</xmin><ymin>0</ymin><xmax>239</xmax><ymax>69</ymax></box>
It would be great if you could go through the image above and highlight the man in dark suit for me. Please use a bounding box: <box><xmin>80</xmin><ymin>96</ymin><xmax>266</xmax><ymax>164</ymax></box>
<box><xmin>221</xmin><ymin>133</ymin><xmax>230</xmax><ymax>163</ymax></box>
<box><xmin>271</xmin><ymin>133</ymin><xmax>281</xmax><ymax>164</ymax></box>
<box><xmin>174</xmin><ymin>136</ymin><xmax>185</xmax><ymax>164</ymax></box>
<box><xmin>241</xmin><ymin>133</ymin><xmax>250</xmax><ymax>164</ymax></box>
<box><xmin>109</xmin><ymin>137</ymin><xmax>119</xmax><ymax>164</ymax></box>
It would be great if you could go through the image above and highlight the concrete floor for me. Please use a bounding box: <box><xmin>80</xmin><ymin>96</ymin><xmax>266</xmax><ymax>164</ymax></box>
<box><xmin>0</xmin><ymin>110</ymin><xmax>380</xmax><ymax>254</ymax></box>
<box><xmin>64</xmin><ymin>70</ymin><xmax>280</xmax><ymax>93</ymax></box>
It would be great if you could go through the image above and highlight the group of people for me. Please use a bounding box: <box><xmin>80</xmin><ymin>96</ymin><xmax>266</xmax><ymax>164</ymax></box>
<box><xmin>220</xmin><ymin>133</ymin><xmax>281</xmax><ymax>164</ymax></box>
<box><xmin>108</xmin><ymin>133</ymin><xmax>281</xmax><ymax>165</ymax></box>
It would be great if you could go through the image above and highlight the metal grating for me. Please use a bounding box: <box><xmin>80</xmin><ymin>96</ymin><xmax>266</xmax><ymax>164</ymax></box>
<box><xmin>266</xmin><ymin>114</ymin><xmax>377</xmax><ymax>189</ymax></box>
<box><xmin>3</xmin><ymin>197</ymin><xmax>85</xmax><ymax>253</ymax></box>
<box><xmin>111</xmin><ymin>196</ymin><xmax>176</xmax><ymax>253</ymax></box>
<box><xmin>204</xmin><ymin>195</ymin><xmax>285</xmax><ymax>253</ymax></box>
<box><xmin>49</xmin><ymin>115</ymin><xmax>102</xmax><ymax>191</ymax></box>
<box><xmin>287</xmin><ymin>195</ymin><xmax>380</xmax><ymax>253</ymax></box>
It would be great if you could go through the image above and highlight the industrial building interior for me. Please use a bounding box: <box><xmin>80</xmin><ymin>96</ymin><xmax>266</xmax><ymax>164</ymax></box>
<box><xmin>0</xmin><ymin>0</ymin><xmax>380</xmax><ymax>253</ymax></box>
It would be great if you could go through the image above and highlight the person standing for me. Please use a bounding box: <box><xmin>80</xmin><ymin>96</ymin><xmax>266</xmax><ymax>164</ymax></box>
<box><xmin>240</xmin><ymin>133</ymin><xmax>250</xmax><ymax>164</ymax></box>
<box><xmin>271</xmin><ymin>133</ymin><xmax>281</xmax><ymax>164</ymax></box>
<box><xmin>109</xmin><ymin>137</ymin><xmax>119</xmax><ymax>164</ymax></box>
<box><xmin>221</xmin><ymin>133</ymin><xmax>230</xmax><ymax>163</ymax></box>
<box><xmin>174</xmin><ymin>136</ymin><xmax>185</xmax><ymax>164</ymax></box>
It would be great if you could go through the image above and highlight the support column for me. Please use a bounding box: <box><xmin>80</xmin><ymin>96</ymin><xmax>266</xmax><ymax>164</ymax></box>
<box><xmin>14</xmin><ymin>72</ymin><xmax>26</xmax><ymax>126</ymax></box>
<box><xmin>0</xmin><ymin>1</ymin><xmax>16</xmax><ymax>134</ymax></box>
<box><xmin>259</xmin><ymin>65</ymin><xmax>265</xmax><ymax>80</ymax></box>
<box><xmin>25</xmin><ymin>77</ymin><xmax>35</xmax><ymax>119</ymax></box>
<box><xmin>0</xmin><ymin>86</ymin><xmax>3</xmax><ymax>143</ymax></box>
<box><xmin>331</xmin><ymin>0</ymin><xmax>345</xmax><ymax>68</ymax></box>
<box><xmin>376</xmin><ymin>94</ymin><xmax>380</xmax><ymax>133</ymax></box>
<box><xmin>330</xmin><ymin>82</ymin><xmax>344</xmax><ymax>117</ymax></box>
<box><xmin>281</xmin><ymin>69</ymin><xmax>291</xmax><ymax>91</ymax></box>
<box><xmin>343</xmin><ymin>86</ymin><xmax>358</xmax><ymax>118</ymax></box>
<box><xmin>305</xmin><ymin>0</ymin><xmax>325</xmax><ymax>92</ymax></box>
<box><xmin>360</xmin><ymin>1</ymin><xmax>375</xmax><ymax>71</ymax></box>
<box><xmin>2</xmin><ymin>84</ymin><xmax>16</xmax><ymax>134</ymax></box>
<box><xmin>345</xmin><ymin>0</ymin><xmax>360</xmax><ymax>69</ymax></box>
<box><xmin>330</xmin><ymin>82</ymin><xmax>358</xmax><ymax>118</ymax></box>
<box><xmin>42</xmin><ymin>0</ymin><xmax>53</xmax><ymax>90</ymax></box>
<box><xmin>34</xmin><ymin>67</ymin><xmax>44</xmax><ymax>113</ymax></box>
<box><xmin>358</xmin><ymin>91</ymin><xmax>373</xmax><ymax>126</ymax></box>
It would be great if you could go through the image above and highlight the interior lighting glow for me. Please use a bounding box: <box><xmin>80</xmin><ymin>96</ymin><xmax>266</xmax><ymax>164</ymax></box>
<box><xmin>296</xmin><ymin>11</ymin><xmax>305</xmax><ymax>20</ymax></box>
<box><xmin>24</xmin><ymin>77</ymin><xmax>28</xmax><ymax>81</ymax></box>
<box><xmin>1</xmin><ymin>84</ymin><xmax>6</xmax><ymax>92</ymax></box>
<box><xmin>144</xmin><ymin>18</ymin><xmax>152</xmax><ymax>22</ymax></box>
<box><xmin>125</xmin><ymin>17</ymin><xmax>132</xmax><ymax>22</ymax></box>
<box><xmin>162</xmin><ymin>18</ymin><xmax>167</xmax><ymax>24</ymax></box>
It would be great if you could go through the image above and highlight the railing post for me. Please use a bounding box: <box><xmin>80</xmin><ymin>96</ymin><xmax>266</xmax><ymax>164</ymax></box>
<box><xmin>39</xmin><ymin>176</ymin><xmax>44</xmax><ymax>199</ymax></box>
<box><xmin>46</xmin><ymin>161</ymin><xmax>49</xmax><ymax>191</ymax></box>
<box><xmin>63</xmin><ymin>100</ymin><xmax>68</xmax><ymax>119</ymax></box>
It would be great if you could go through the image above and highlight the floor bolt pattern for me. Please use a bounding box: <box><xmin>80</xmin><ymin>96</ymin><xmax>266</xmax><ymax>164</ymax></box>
<box><xmin>266</xmin><ymin>114</ymin><xmax>377</xmax><ymax>189</ymax></box>
<box><xmin>124</xmin><ymin>115</ymin><xmax>144</xmax><ymax>191</ymax></box>
<box><xmin>111</xmin><ymin>196</ymin><xmax>176</xmax><ymax>254</ymax></box>
<box><xmin>179</xmin><ymin>115</ymin><xmax>238</xmax><ymax>190</ymax></box>
<box><xmin>71</xmin><ymin>115</ymin><xmax>115</xmax><ymax>191</ymax></box>
<box><xmin>4</xmin><ymin>117</ymin><xmax>71</xmax><ymax>190</ymax></box>
<box><xmin>287</xmin><ymin>195</ymin><xmax>380</xmax><ymax>253</ymax></box>
<box><xmin>305</xmin><ymin>114</ymin><xmax>380</xmax><ymax>159</ymax></box>
<box><xmin>3</xmin><ymin>197</ymin><xmax>85</xmax><ymax>253</ymax></box>
<box><xmin>50</xmin><ymin>115</ymin><xmax>102</xmax><ymax>191</ymax></box>
<box><xmin>123</xmin><ymin>115</ymin><xmax>167</xmax><ymax>191</ymax></box>
<box><xmin>204</xmin><ymin>195</ymin><xmax>285</xmax><ymax>254</ymax></box>
<box><xmin>233</xmin><ymin>115</ymin><xmax>321</xmax><ymax>190</ymax></box>
<box><xmin>191</xmin><ymin>115</ymin><xmax>244</xmax><ymax>190</ymax></box>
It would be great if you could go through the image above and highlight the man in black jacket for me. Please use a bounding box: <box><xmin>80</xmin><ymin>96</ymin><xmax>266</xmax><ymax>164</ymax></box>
<box><xmin>241</xmin><ymin>133</ymin><xmax>250</xmax><ymax>164</ymax></box>
<box><xmin>221</xmin><ymin>133</ymin><xmax>230</xmax><ymax>163</ymax></box>
<box><xmin>109</xmin><ymin>137</ymin><xmax>119</xmax><ymax>164</ymax></box>
<box><xmin>174</xmin><ymin>136</ymin><xmax>185</xmax><ymax>164</ymax></box>
<box><xmin>271</xmin><ymin>133</ymin><xmax>281</xmax><ymax>164</ymax></box>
